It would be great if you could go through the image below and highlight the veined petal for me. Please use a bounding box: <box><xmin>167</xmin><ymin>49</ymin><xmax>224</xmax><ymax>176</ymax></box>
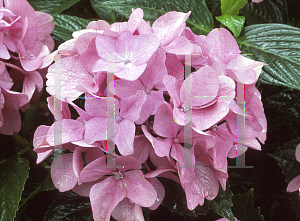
<box><xmin>123</xmin><ymin>170</ymin><xmax>157</xmax><ymax>207</ymax></box>
<box><xmin>90</xmin><ymin>177</ymin><xmax>126</xmax><ymax>221</ymax></box>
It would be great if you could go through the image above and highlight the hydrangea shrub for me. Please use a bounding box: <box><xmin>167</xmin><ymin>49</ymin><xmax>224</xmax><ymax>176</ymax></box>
<box><xmin>33</xmin><ymin>8</ymin><xmax>267</xmax><ymax>221</ymax></box>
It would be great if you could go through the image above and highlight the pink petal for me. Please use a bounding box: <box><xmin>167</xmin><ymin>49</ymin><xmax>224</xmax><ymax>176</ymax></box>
<box><xmin>79</xmin><ymin>38</ymin><xmax>101</xmax><ymax>73</ymax></box>
<box><xmin>33</xmin><ymin>125</ymin><xmax>50</xmax><ymax>148</ymax></box>
<box><xmin>51</xmin><ymin>153</ymin><xmax>78</xmax><ymax>192</ymax></box>
<box><xmin>129</xmin><ymin>34</ymin><xmax>160</xmax><ymax>66</ymax></box>
<box><xmin>287</xmin><ymin>175</ymin><xmax>300</xmax><ymax>192</ymax></box>
<box><xmin>87</xmin><ymin>20</ymin><xmax>110</xmax><ymax>30</ymax></box>
<box><xmin>79</xmin><ymin>156</ymin><xmax>115</xmax><ymax>184</ymax></box>
<box><xmin>84</xmin><ymin>116</ymin><xmax>115</xmax><ymax>144</ymax></box>
<box><xmin>123</xmin><ymin>170</ymin><xmax>157</xmax><ymax>207</ymax></box>
<box><xmin>127</xmin><ymin>8</ymin><xmax>144</xmax><ymax>33</ymax></box>
<box><xmin>163</xmin><ymin>75</ymin><xmax>182</xmax><ymax>107</ymax></box>
<box><xmin>201</xmin><ymin>28</ymin><xmax>240</xmax><ymax>64</ymax></box>
<box><xmin>181</xmin><ymin>66</ymin><xmax>219</xmax><ymax>107</ymax></box>
<box><xmin>4</xmin><ymin>0</ymin><xmax>35</xmax><ymax>20</ymax></box>
<box><xmin>0</xmin><ymin>88</ymin><xmax>28</xmax><ymax>135</ymax></box>
<box><xmin>153</xmin><ymin>103</ymin><xmax>181</xmax><ymax>138</ymax></box>
<box><xmin>115</xmin><ymin>62</ymin><xmax>147</xmax><ymax>81</ymax></box>
<box><xmin>152</xmin><ymin>11</ymin><xmax>191</xmax><ymax>46</ymax></box>
<box><xmin>114</xmin><ymin>119</ymin><xmax>135</xmax><ymax>155</ymax></box>
<box><xmin>130</xmin><ymin>135</ymin><xmax>150</xmax><ymax>164</ymax></box>
<box><xmin>135</xmin><ymin>94</ymin><xmax>155</xmax><ymax>125</ymax></box>
<box><xmin>217</xmin><ymin>76</ymin><xmax>236</xmax><ymax>104</ymax></box>
<box><xmin>47</xmin><ymin>96</ymin><xmax>71</xmax><ymax>119</ymax></box>
<box><xmin>90</xmin><ymin>177</ymin><xmax>126</xmax><ymax>221</ymax></box>
<box><xmin>46</xmin><ymin>119</ymin><xmax>85</xmax><ymax>146</ymax></box>
<box><xmin>85</xmin><ymin>147</ymin><xmax>105</xmax><ymax>164</ymax></box>
<box><xmin>147</xmin><ymin>139</ymin><xmax>176</xmax><ymax>168</ymax></box>
<box><xmin>120</xmin><ymin>90</ymin><xmax>147</xmax><ymax>122</ymax></box>
<box><xmin>36</xmin><ymin>149</ymin><xmax>53</xmax><ymax>164</ymax></box>
<box><xmin>22</xmin><ymin>71</ymin><xmax>43</xmax><ymax>100</ymax></box>
<box><xmin>226</xmin><ymin>54</ymin><xmax>265</xmax><ymax>84</ymax></box>
<box><xmin>144</xmin><ymin>166</ymin><xmax>177</xmax><ymax>179</ymax></box>
<box><xmin>73</xmin><ymin>147</ymin><xmax>84</xmax><ymax>178</ymax></box>
<box><xmin>192</xmin><ymin>101</ymin><xmax>230</xmax><ymax>130</ymax></box>
<box><xmin>296</xmin><ymin>143</ymin><xmax>300</xmax><ymax>162</ymax></box>
<box><xmin>257</xmin><ymin>112</ymin><xmax>267</xmax><ymax>144</ymax></box>
<box><xmin>112</xmin><ymin>156</ymin><xmax>142</xmax><ymax>173</ymax></box>
<box><xmin>139</xmin><ymin>48</ymin><xmax>167</xmax><ymax>89</ymax></box>
<box><xmin>0</xmin><ymin>42</ymin><xmax>10</xmax><ymax>59</ymax></box>
<box><xmin>137</xmin><ymin>19</ymin><xmax>152</xmax><ymax>35</ymax></box>
<box><xmin>165</xmin><ymin>53</ymin><xmax>184</xmax><ymax>80</ymax></box>
<box><xmin>162</xmin><ymin>36</ymin><xmax>193</xmax><ymax>54</ymax></box>
<box><xmin>57</xmin><ymin>39</ymin><xmax>77</xmax><ymax>56</ymax></box>
<box><xmin>0</xmin><ymin>62</ymin><xmax>13</xmax><ymax>90</ymax></box>
<box><xmin>147</xmin><ymin>178</ymin><xmax>165</xmax><ymax>210</ymax></box>
<box><xmin>110</xmin><ymin>78</ymin><xmax>144</xmax><ymax>99</ymax></box>
<box><xmin>142</xmin><ymin>124</ymin><xmax>173</xmax><ymax>157</ymax></box>
<box><xmin>76</xmin><ymin>32</ymin><xmax>102</xmax><ymax>55</ymax></box>
<box><xmin>72</xmin><ymin>179</ymin><xmax>103</xmax><ymax>197</ymax></box>
<box><xmin>85</xmin><ymin>96</ymin><xmax>118</xmax><ymax>117</ymax></box>
<box><xmin>46</xmin><ymin>55</ymin><xmax>98</xmax><ymax>100</ymax></box>
<box><xmin>112</xmin><ymin>198</ymin><xmax>145</xmax><ymax>221</ymax></box>
<box><xmin>95</xmin><ymin>34</ymin><xmax>118</xmax><ymax>61</ymax></box>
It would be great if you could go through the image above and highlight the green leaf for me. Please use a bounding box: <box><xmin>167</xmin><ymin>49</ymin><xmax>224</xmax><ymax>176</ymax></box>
<box><xmin>240</xmin><ymin>0</ymin><xmax>285</xmax><ymax>25</ymax></box>
<box><xmin>232</xmin><ymin>188</ymin><xmax>264</xmax><ymax>221</ymax></box>
<box><xmin>97</xmin><ymin>0</ymin><xmax>213</xmax><ymax>35</ymax></box>
<box><xmin>159</xmin><ymin>177</ymin><xmax>235</xmax><ymax>220</ymax></box>
<box><xmin>205</xmin><ymin>0</ymin><xmax>221</xmax><ymax>17</ymax></box>
<box><xmin>263</xmin><ymin>87</ymin><xmax>300</xmax><ymax>120</ymax></box>
<box><xmin>207</xmin><ymin>184</ymin><xmax>235</xmax><ymax>221</ymax></box>
<box><xmin>51</xmin><ymin>14</ymin><xmax>91</xmax><ymax>41</ymax></box>
<box><xmin>221</xmin><ymin>0</ymin><xmax>247</xmax><ymax>15</ymax></box>
<box><xmin>28</xmin><ymin>0</ymin><xmax>80</xmax><ymax>14</ymax></box>
<box><xmin>41</xmin><ymin>173</ymin><xmax>56</xmax><ymax>192</ymax></box>
<box><xmin>268</xmin><ymin>138</ymin><xmax>300</xmax><ymax>183</ymax></box>
<box><xmin>237</xmin><ymin>24</ymin><xmax>300</xmax><ymax>91</ymax></box>
<box><xmin>21</xmin><ymin>101</ymin><xmax>40</xmax><ymax>137</ymax></box>
<box><xmin>90</xmin><ymin>0</ymin><xmax>125</xmax><ymax>23</ymax></box>
<box><xmin>216</xmin><ymin>14</ymin><xmax>245</xmax><ymax>37</ymax></box>
<box><xmin>0</xmin><ymin>155</ymin><xmax>29</xmax><ymax>221</ymax></box>
<box><xmin>43</xmin><ymin>191</ymin><xmax>92</xmax><ymax>221</ymax></box>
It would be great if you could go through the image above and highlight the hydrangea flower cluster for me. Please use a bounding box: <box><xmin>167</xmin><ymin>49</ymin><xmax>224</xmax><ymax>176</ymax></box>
<box><xmin>33</xmin><ymin>8</ymin><xmax>267</xmax><ymax>221</ymax></box>
<box><xmin>0</xmin><ymin>0</ymin><xmax>54</xmax><ymax>135</ymax></box>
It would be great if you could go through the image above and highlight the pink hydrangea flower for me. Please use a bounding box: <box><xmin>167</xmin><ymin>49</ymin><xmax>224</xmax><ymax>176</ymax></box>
<box><xmin>35</xmin><ymin>7</ymin><xmax>269</xmax><ymax>220</ymax></box>
<box><xmin>79</xmin><ymin>156</ymin><xmax>157</xmax><ymax>221</ymax></box>
<box><xmin>93</xmin><ymin>30</ymin><xmax>160</xmax><ymax>81</ymax></box>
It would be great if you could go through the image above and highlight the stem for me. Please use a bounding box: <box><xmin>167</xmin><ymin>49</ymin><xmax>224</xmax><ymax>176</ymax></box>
<box><xmin>10</xmin><ymin>54</ymin><xmax>19</xmax><ymax>60</ymax></box>
<box><xmin>284</xmin><ymin>0</ymin><xmax>289</xmax><ymax>23</ymax></box>
<box><xmin>4</xmin><ymin>62</ymin><xmax>26</xmax><ymax>75</ymax></box>
<box><xmin>18</xmin><ymin>184</ymin><xmax>42</xmax><ymax>209</ymax></box>
<box><xmin>0</xmin><ymin>159</ymin><xmax>6</xmax><ymax>165</ymax></box>
<box><xmin>144</xmin><ymin>161</ymin><xmax>151</xmax><ymax>172</ymax></box>
<box><xmin>13</xmin><ymin>133</ymin><xmax>50</xmax><ymax>172</ymax></box>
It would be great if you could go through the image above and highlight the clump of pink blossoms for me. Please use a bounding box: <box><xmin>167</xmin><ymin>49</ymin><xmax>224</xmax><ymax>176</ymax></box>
<box><xmin>34</xmin><ymin>8</ymin><xmax>267</xmax><ymax>221</ymax></box>
<box><xmin>0</xmin><ymin>0</ymin><xmax>54</xmax><ymax>135</ymax></box>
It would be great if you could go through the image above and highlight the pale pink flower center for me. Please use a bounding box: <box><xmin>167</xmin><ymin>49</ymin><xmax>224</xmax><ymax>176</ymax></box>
<box><xmin>180</xmin><ymin>104</ymin><xmax>190</xmax><ymax>112</ymax></box>
<box><xmin>173</xmin><ymin>138</ymin><xmax>180</xmax><ymax>143</ymax></box>
<box><xmin>145</xmin><ymin>88</ymin><xmax>151</xmax><ymax>94</ymax></box>
<box><xmin>116</xmin><ymin>116</ymin><xmax>122</xmax><ymax>122</ymax></box>
<box><xmin>113</xmin><ymin>171</ymin><xmax>123</xmax><ymax>180</ymax></box>
<box><xmin>29</xmin><ymin>54</ymin><xmax>35</xmax><ymax>60</ymax></box>
<box><xmin>212</xmin><ymin>124</ymin><xmax>219</xmax><ymax>131</ymax></box>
